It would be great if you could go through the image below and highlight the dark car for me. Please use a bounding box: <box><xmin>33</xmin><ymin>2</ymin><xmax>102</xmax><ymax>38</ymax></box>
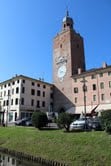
<box><xmin>25</xmin><ymin>119</ymin><xmax>32</xmax><ymax>126</ymax></box>
<box><xmin>15</xmin><ymin>118</ymin><xmax>31</xmax><ymax>126</ymax></box>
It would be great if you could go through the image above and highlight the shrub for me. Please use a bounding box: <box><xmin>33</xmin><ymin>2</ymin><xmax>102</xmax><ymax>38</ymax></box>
<box><xmin>32</xmin><ymin>112</ymin><xmax>48</xmax><ymax>129</ymax></box>
<box><xmin>57</xmin><ymin>112</ymin><xmax>73</xmax><ymax>132</ymax></box>
<box><xmin>101</xmin><ymin>110</ymin><xmax>111</xmax><ymax>134</ymax></box>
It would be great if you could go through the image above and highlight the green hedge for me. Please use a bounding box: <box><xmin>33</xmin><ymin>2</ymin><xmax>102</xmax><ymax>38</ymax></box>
<box><xmin>101</xmin><ymin>110</ymin><xmax>111</xmax><ymax>134</ymax></box>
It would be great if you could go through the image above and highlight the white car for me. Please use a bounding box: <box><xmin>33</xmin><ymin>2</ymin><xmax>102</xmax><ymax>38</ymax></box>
<box><xmin>70</xmin><ymin>118</ymin><xmax>87</xmax><ymax>131</ymax></box>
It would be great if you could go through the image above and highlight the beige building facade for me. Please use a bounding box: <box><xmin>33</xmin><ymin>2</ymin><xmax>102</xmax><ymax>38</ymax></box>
<box><xmin>0</xmin><ymin>75</ymin><xmax>53</xmax><ymax>124</ymax></box>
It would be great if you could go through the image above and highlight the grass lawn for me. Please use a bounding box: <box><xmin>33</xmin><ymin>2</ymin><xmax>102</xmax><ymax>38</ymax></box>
<box><xmin>0</xmin><ymin>126</ymin><xmax>111</xmax><ymax>166</ymax></box>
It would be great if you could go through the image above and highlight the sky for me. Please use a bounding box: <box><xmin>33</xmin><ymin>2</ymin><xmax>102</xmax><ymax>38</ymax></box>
<box><xmin>0</xmin><ymin>0</ymin><xmax>111</xmax><ymax>83</ymax></box>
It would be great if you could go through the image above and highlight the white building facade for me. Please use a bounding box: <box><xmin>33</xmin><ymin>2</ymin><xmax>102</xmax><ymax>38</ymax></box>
<box><xmin>0</xmin><ymin>75</ymin><xmax>53</xmax><ymax>125</ymax></box>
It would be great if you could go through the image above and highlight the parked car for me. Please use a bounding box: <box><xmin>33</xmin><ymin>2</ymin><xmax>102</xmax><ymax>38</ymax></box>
<box><xmin>25</xmin><ymin>119</ymin><xmax>32</xmax><ymax>126</ymax></box>
<box><xmin>89</xmin><ymin>117</ymin><xmax>102</xmax><ymax>130</ymax></box>
<box><xmin>70</xmin><ymin>117</ymin><xmax>101</xmax><ymax>131</ymax></box>
<box><xmin>70</xmin><ymin>118</ymin><xmax>88</xmax><ymax>131</ymax></box>
<box><xmin>15</xmin><ymin>117</ymin><xmax>31</xmax><ymax>126</ymax></box>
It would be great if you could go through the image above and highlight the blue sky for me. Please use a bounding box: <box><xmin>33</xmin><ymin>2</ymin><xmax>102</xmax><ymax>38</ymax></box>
<box><xmin>0</xmin><ymin>0</ymin><xmax>111</xmax><ymax>83</ymax></box>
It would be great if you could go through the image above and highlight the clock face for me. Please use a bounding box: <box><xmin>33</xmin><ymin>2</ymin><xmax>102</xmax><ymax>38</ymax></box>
<box><xmin>57</xmin><ymin>65</ymin><xmax>66</xmax><ymax>78</ymax></box>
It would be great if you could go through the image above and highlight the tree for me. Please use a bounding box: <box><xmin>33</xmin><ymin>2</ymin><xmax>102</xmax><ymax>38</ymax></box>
<box><xmin>57</xmin><ymin>112</ymin><xmax>73</xmax><ymax>132</ymax></box>
<box><xmin>32</xmin><ymin>112</ymin><xmax>48</xmax><ymax>129</ymax></box>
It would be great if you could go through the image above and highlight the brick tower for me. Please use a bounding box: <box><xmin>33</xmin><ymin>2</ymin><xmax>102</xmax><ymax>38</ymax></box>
<box><xmin>53</xmin><ymin>11</ymin><xmax>86</xmax><ymax>113</ymax></box>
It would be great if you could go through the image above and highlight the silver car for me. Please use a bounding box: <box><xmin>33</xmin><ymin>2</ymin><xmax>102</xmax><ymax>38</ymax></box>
<box><xmin>70</xmin><ymin>118</ymin><xmax>87</xmax><ymax>131</ymax></box>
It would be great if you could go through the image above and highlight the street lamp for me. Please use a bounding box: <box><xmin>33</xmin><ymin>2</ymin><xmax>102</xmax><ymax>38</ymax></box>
<box><xmin>81</xmin><ymin>77</ymin><xmax>87</xmax><ymax>130</ymax></box>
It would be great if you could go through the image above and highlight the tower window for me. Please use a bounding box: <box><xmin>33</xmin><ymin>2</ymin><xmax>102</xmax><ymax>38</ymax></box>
<box><xmin>60</xmin><ymin>44</ymin><xmax>62</xmax><ymax>48</ymax></box>
<box><xmin>77</xmin><ymin>44</ymin><xmax>79</xmax><ymax>48</ymax></box>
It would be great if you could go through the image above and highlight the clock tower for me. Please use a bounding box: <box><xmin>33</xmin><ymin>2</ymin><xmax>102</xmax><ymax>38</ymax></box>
<box><xmin>53</xmin><ymin>11</ymin><xmax>86</xmax><ymax>113</ymax></box>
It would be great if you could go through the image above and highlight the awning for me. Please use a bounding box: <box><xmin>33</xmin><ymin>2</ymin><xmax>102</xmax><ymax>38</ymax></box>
<box><xmin>66</xmin><ymin>105</ymin><xmax>97</xmax><ymax>114</ymax></box>
<box><xmin>66</xmin><ymin>103</ymin><xmax>111</xmax><ymax>115</ymax></box>
<box><xmin>96</xmin><ymin>104</ymin><xmax>111</xmax><ymax>112</ymax></box>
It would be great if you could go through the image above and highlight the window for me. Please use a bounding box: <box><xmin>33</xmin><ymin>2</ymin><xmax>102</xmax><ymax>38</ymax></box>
<box><xmin>93</xmin><ymin>95</ymin><xmax>96</xmax><ymax>101</ymax></box>
<box><xmin>15</xmin><ymin>98</ymin><xmax>18</xmax><ymax>105</ymax></box>
<box><xmin>43</xmin><ymin>85</ymin><xmax>46</xmax><ymax>89</ymax></box>
<box><xmin>17</xmin><ymin>80</ymin><xmax>19</xmax><ymax>83</ymax></box>
<box><xmin>37</xmin><ymin>83</ymin><xmax>40</xmax><ymax>87</ymax></box>
<box><xmin>42</xmin><ymin>101</ymin><xmax>45</xmax><ymax>107</ymax></box>
<box><xmin>43</xmin><ymin>91</ymin><xmax>45</xmax><ymax>97</ymax></box>
<box><xmin>4</xmin><ymin>84</ymin><xmax>6</xmax><ymax>88</ymax></box>
<box><xmin>37</xmin><ymin>90</ymin><xmax>41</xmax><ymax>96</ymax></box>
<box><xmin>12</xmin><ymin>88</ymin><xmax>14</xmax><ymax>95</ymax></box>
<box><xmin>101</xmin><ymin>94</ymin><xmax>105</xmax><ymax>101</ymax></box>
<box><xmin>21</xmin><ymin>98</ymin><xmax>24</xmax><ymax>105</ymax></box>
<box><xmin>50</xmin><ymin>93</ymin><xmax>53</xmax><ymax>99</ymax></box>
<box><xmin>12</xmin><ymin>81</ymin><xmax>15</xmax><ymax>85</ymax></box>
<box><xmin>32</xmin><ymin>82</ymin><xmax>35</xmax><ymax>86</ymax></box>
<box><xmin>60</xmin><ymin>44</ymin><xmax>62</xmax><ymax>48</ymax></box>
<box><xmin>22</xmin><ymin>87</ymin><xmax>25</xmax><ymax>93</ymax></box>
<box><xmin>31</xmin><ymin>99</ymin><xmax>34</xmax><ymax>106</ymax></box>
<box><xmin>77</xmin><ymin>44</ymin><xmax>79</xmax><ymax>48</ymax></box>
<box><xmin>8</xmin><ymin>90</ymin><xmax>10</xmax><ymax>96</ymax></box>
<box><xmin>0</xmin><ymin>92</ymin><xmax>2</xmax><ymax>97</ymax></box>
<box><xmin>11</xmin><ymin>99</ymin><xmax>13</xmax><ymax>105</ymax></box>
<box><xmin>74</xmin><ymin>87</ymin><xmax>78</xmax><ymax>93</ymax></box>
<box><xmin>100</xmin><ymin>82</ymin><xmax>104</xmax><ymax>89</ymax></box>
<box><xmin>16</xmin><ymin>87</ymin><xmax>19</xmax><ymax>94</ymax></box>
<box><xmin>31</xmin><ymin>89</ymin><xmax>35</xmax><ymax>95</ymax></box>
<box><xmin>75</xmin><ymin>97</ymin><xmax>77</xmax><ymax>103</ymax></box>
<box><xmin>108</xmin><ymin>71</ymin><xmax>111</xmax><ymax>76</ymax></box>
<box><xmin>91</xmin><ymin>75</ymin><xmax>96</xmax><ymax>79</ymax></box>
<box><xmin>109</xmin><ymin>81</ymin><xmax>111</xmax><ymax>88</ymax></box>
<box><xmin>22</xmin><ymin>80</ymin><xmax>25</xmax><ymax>83</ymax></box>
<box><xmin>6</xmin><ymin>100</ymin><xmax>9</xmax><ymax>106</ymax></box>
<box><xmin>4</xmin><ymin>91</ymin><xmax>6</xmax><ymax>96</ymax></box>
<box><xmin>8</xmin><ymin>83</ymin><xmax>10</xmax><ymax>86</ymax></box>
<box><xmin>3</xmin><ymin>101</ymin><xmax>5</xmax><ymax>106</ymax></box>
<box><xmin>99</xmin><ymin>73</ymin><xmax>103</xmax><ymax>77</ymax></box>
<box><xmin>92</xmin><ymin>84</ymin><xmax>96</xmax><ymax>90</ymax></box>
<box><xmin>37</xmin><ymin>100</ymin><xmax>40</xmax><ymax>108</ymax></box>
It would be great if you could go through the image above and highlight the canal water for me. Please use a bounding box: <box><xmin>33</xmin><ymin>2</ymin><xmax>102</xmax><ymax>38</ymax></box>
<box><xmin>0</xmin><ymin>153</ymin><xmax>43</xmax><ymax>166</ymax></box>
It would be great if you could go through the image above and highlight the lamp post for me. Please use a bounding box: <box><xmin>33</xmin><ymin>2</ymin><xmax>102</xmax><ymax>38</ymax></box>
<box><xmin>81</xmin><ymin>77</ymin><xmax>87</xmax><ymax>130</ymax></box>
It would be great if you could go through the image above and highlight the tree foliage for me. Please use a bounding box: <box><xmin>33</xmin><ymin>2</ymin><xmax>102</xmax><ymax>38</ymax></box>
<box><xmin>32</xmin><ymin>112</ymin><xmax>48</xmax><ymax>129</ymax></box>
<box><xmin>57</xmin><ymin>112</ymin><xmax>73</xmax><ymax>132</ymax></box>
<box><xmin>101</xmin><ymin>110</ymin><xmax>111</xmax><ymax>134</ymax></box>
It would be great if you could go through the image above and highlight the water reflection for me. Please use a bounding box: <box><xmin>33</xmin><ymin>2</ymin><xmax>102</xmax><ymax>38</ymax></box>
<box><xmin>0</xmin><ymin>153</ymin><xmax>42</xmax><ymax>166</ymax></box>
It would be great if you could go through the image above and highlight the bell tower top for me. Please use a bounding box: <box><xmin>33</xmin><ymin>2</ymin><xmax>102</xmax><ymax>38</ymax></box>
<box><xmin>62</xmin><ymin>10</ymin><xmax>74</xmax><ymax>31</ymax></box>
